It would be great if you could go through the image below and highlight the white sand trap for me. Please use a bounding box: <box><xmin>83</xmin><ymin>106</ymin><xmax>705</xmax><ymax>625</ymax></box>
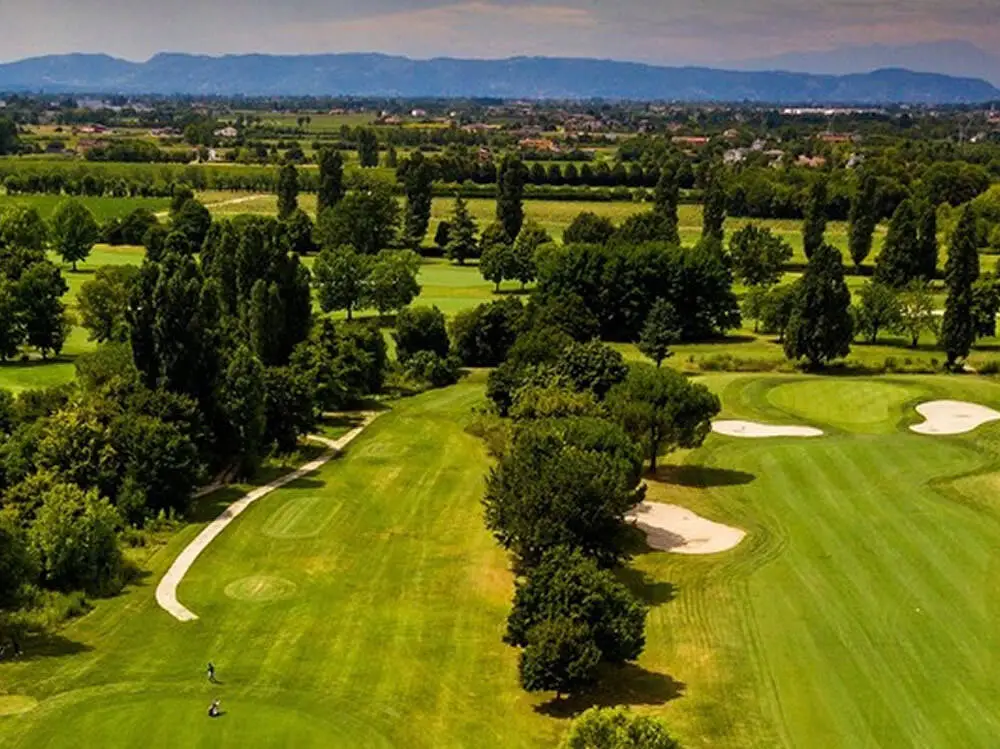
<box><xmin>712</xmin><ymin>420</ymin><xmax>823</xmax><ymax>438</ymax></box>
<box><xmin>910</xmin><ymin>401</ymin><xmax>1000</xmax><ymax>435</ymax></box>
<box><xmin>627</xmin><ymin>502</ymin><xmax>746</xmax><ymax>555</ymax></box>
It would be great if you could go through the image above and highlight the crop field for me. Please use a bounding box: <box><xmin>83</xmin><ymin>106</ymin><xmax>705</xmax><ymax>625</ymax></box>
<box><xmin>5</xmin><ymin>372</ymin><xmax>1000</xmax><ymax>747</ymax></box>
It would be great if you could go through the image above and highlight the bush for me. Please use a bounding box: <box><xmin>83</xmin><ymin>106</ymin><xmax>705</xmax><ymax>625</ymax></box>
<box><xmin>393</xmin><ymin>306</ymin><xmax>450</xmax><ymax>363</ymax></box>
<box><xmin>403</xmin><ymin>351</ymin><xmax>461</xmax><ymax>389</ymax></box>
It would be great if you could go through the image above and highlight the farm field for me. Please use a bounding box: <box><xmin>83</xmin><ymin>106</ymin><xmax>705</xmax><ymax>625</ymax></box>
<box><xmin>0</xmin><ymin>194</ymin><xmax>170</xmax><ymax>221</ymax></box>
<box><xmin>5</xmin><ymin>372</ymin><xmax>1000</xmax><ymax>747</ymax></box>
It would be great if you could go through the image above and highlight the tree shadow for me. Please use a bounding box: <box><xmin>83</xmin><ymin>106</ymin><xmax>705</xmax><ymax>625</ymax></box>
<box><xmin>616</xmin><ymin>567</ymin><xmax>677</xmax><ymax>606</ymax></box>
<box><xmin>534</xmin><ymin>664</ymin><xmax>686</xmax><ymax>719</ymax></box>
<box><xmin>14</xmin><ymin>631</ymin><xmax>93</xmax><ymax>663</ymax></box>
<box><xmin>650</xmin><ymin>465</ymin><xmax>755</xmax><ymax>488</ymax></box>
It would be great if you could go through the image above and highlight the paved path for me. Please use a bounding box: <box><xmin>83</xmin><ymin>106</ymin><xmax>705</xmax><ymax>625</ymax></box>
<box><xmin>154</xmin><ymin>194</ymin><xmax>268</xmax><ymax>219</ymax></box>
<box><xmin>155</xmin><ymin>413</ymin><xmax>380</xmax><ymax>622</ymax></box>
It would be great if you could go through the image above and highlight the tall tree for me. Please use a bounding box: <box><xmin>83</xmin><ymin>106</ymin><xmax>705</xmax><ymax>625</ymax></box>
<box><xmin>445</xmin><ymin>195</ymin><xmax>478</xmax><ymax>265</ymax></box>
<box><xmin>0</xmin><ymin>117</ymin><xmax>20</xmax><ymax>155</ymax></box>
<box><xmin>510</xmin><ymin>222</ymin><xmax>550</xmax><ymax>290</ymax></box>
<box><xmin>77</xmin><ymin>265</ymin><xmax>138</xmax><ymax>343</ymax></box>
<box><xmin>638</xmin><ymin>299</ymin><xmax>680</xmax><ymax>367</ymax></box>
<box><xmin>607</xmin><ymin>364</ymin><xmax>720</xmax><ymax>472</ymax></box>
<box><xmin>916</xmin><ymin>200</ymin><xmax>939</xmax><ymax>281</ymax></box>
<box><xmin>276</xmin><ymin>163</ymin><xmax>299</xmax><ymax>220</ymax></box>
<box><xmin>784</xmin><ymin>244</ymin><xmax>854</xmax><ymax>367</ymax></box>
<box><xmin>0</xmin><ymin>278</ymin><xmax>23</xmax><ymax>361</ymax></box>
<box><xmin>940</xmin><ymin>206</ymin><xmax>980</xmax><ymax>367</ymax></box>
<box><xmin>497</xmin><ymin>155</ymin><xmax>528</xmax><ymax>241</ymax></box>
<box><xmin>50</xmin><ymin>199</ymin><xmax>99</xmax><ymax>271</ymax></box>
<box><xmin>313</xmin><ymin>245</ymin><xmax>371</xmax><ymax>320</ymax></box>
<box><xmin>357</xmin><ymin>129</ymin><xmax>379</xmax><ymax>168</ymax></box>
<box><xmin>896</xmin><ymin>281</ymin><xmax>938</xmax><ymax>348</ymax></box>
<box><xmin>701</xmin><ymin>165</ymin><xmax>727</xmax><ymax>244</ymax></box>
<box><xmin>315</xmin><ymin>177</ymin><xmax>400</xmax><ymax>255</ymax></box>
<box><xmin>801</xmin><ymin>178</ymin><xmax>828</xmax><ymax>260</ymax></box>
<box><xmin>367</xmin><ymin>250</ymin><xmax>421</xmax><ymax>317</ymax></box>
<box><xmin>874</xmin><ymin>199</ymin><xmax>921</xmax><ymax>288</ymax></box>
<box><xmin>221</xmin><ymin>345</ymin><xmax>267</xmax><ymax>476</ymax></box>
<box><xmin>563</xmin><ymin>212</ymin><xmax>615</xmax><ymax>245</ymax></box>
<box><xmin>848</xmin><ymin>172</ymin><xmax>878</xmax><ymax>269</ymax></box>
<box><xmin>400</xmin><ymin>151</ymin><xmax>434</xmax><ymax>249</ymax></box>
<box><xmin>652</xmin><ymin>167</ymin><xmax>680</xmax><ymax>245</ymax></box>
<box><xmin>853</xmin><ymin>282</ymin><xmax>902</xmax><ymax>345</ymax></box>
<box><xmin>728</xmin><ymin>224</ymin><xmax>792</xmax><ymax>288</ymax></box>
<box><xmin>16</xmin><ymin>261</ymin><xmax>70</xmax><ymax>359</ymax></box>
<box><xmin>316</xmin><ymin>148</ymin><xmax>345</xmax><ymax>213</ymax></box>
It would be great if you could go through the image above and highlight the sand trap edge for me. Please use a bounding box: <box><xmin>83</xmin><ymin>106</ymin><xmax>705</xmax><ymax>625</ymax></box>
<box><xmin>909</xmin><ymin>400</ymin><xmax>1000</xmax><ymax>436</ymax></box>
<box><xmin>628</xmin><ymin>501</ymin><xmax>746</xmax><ymax>555</ymax></box>
<box><xmin>713</xmin><ymin>420</ymin><xmax>823</xmax><ymax>438</ymax></box>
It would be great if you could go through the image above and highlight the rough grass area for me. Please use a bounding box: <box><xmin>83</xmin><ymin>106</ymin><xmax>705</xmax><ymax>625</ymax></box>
<box><xmin>0</xmin><ymin>194</ymin><xmax>170</xmax><ymax>222</ymax></box>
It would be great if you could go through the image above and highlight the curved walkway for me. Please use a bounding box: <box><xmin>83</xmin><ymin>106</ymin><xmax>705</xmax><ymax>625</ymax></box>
<box><xmin>155</xmin><ymin>413</ymin><xmax>380</xmax><ymax>622</ymax></box>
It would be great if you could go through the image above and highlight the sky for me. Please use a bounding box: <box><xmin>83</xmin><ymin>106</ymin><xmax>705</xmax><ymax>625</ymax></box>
<box><xmin>0</xmin><ymin>0</ymin><xmax>997</xmax><ymax>65</ymax></box>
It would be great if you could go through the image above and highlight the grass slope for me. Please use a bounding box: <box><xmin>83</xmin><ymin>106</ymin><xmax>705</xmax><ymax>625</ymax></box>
<box><xmin>0</xmin><ymin>378</ymin><xmax>558</xmax><ymax>749</ymax></box>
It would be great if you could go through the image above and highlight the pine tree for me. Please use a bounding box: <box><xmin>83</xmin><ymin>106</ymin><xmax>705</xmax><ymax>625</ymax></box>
<box><xmin>445</xmin><ymin>195</ymin><xmax>478</xmax><ymax>265</ymax></box>
<box><xmin>276</xmin><ymin>163</ymin><xmax>299</xmax><ymax>220</ymax></box>
<box><xmin>497</xmin><ymin>156</ymin><xmax>527</xmax><ymax>241</ymax></box>
<box><xmin>701</xmin><ymin>165</ymin><xmax>727</xmax><ymax>244</ymax></box>
<box><xmin>652</xmin><ymin>167</ymin><xmax>681</xmax><ymax>245</ymax></box>
<box><xmin>784</xmin><ymin>244</ymin><xmax>853</xmax><ymax>367</ymax></box>
<box><xmin>802</xmin><ymin>178</ymin><xmax>828</xmax><ymax>260</ymax></box>
<box><xmin>848</xmin><ymin>173</ymin><xmax>878</xmax><ymax>269</ymax></box>
<box><xmin>874</xmin><ymin>199</ymin><xmax>920</xmax><ymax>288</ymax></box>
<box><xmin>941</xmin><ymin>206</ymin><xmax>980</xmax><ymax>367</ymax></box>
<box><xmin>316</xmin><ymin>149</ymin><xmax>345</xmax><ymax>214</ymax></box>
<box><xmin>916</xmin><ymin>200</ymin><xmax>939</xmax><ymax>281</ymax></box>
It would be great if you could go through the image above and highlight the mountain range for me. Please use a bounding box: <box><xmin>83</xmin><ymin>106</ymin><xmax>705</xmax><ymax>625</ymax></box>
<box><xmin>734</xmin><ymin>41</ymin><xmax>1000</xmax><ymax>88</ymax></box>
<box><xmin>0</xmin><ymin>52</ymin><xmax>997</xmax><ymax>104</ymax></box>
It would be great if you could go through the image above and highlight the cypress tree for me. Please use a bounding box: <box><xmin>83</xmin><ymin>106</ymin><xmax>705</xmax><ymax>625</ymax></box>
<box><xmin>652</xmin><ymin>167</ymin><xmax>681</xmax><ymax>245</ymax></box>
<box><xmin>916</xmin><ymin>200</ymin><xmax>939</xmax><ymax>281</ymax></box>
<box><xmin>848</xmin><ymin>173</ymin><xmax>878</xmax><ymax>269</ymax></box>
<box><xmin>784</xmin><ymin>243</ymin><xmax>853</xmax><ymax>367</ymax></box>
<box><xmin>874</xmin><ymin>199</ymin><xmax>920</xmax><ymax>288</ymax></box>
<box><xmin>941</xmin><ymin>206</ymin><xmax>980</xmax><ymax>367</ymax></box>
<box><xmin>701</xmin><ymin>165</ymin><xmax>726</xmax><ymax>244</ymax></box>
<box><xmin>446</xmin><ymin>195</ymin><xmax>478</xmax><ymax>265</ymax></box>
<box><xmin>802</xmin><ymin>178</ymin><xmax>828</xmax><ymax>260</ymax></box>
<box><xmin>401</xmin><ymin>151</ymin><xmax>434</xmax><ymax>250</ymax></box>
<box><xmin>316</xmin><ymin>149</ymin><xmax>345</xmax><ymax>214</ymax></box>
<box><xmin>276</xmin><ymin>163</ymin><xmax>299</xmax><ymax>220</ymax></box>
<box><xmin>497</xmin><ymin>156</ymin><xmax>527</xmax><ymax>241</ymax></box>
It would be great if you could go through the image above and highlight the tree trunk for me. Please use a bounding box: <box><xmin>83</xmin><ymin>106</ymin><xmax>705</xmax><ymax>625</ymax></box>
<box><xmin>347</xmin><ymin>306</ymin><xmax>353</xmax><ymax>321</ymax></box>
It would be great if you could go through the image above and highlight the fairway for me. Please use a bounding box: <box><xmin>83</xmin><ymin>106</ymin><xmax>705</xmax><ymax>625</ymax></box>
<box><xmin>0</xmin><ymin>378</ymin><xmax>558</xmax><ymax>749</ymax></box>
<box><xmin>5</xmin><ymin>372</ymin><xmax>1000</xmax><ymax>747</ymax></box>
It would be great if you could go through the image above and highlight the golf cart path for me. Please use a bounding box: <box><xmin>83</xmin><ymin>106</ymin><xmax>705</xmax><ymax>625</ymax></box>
<box><xmin>155</xmin><ymin>412</ymin><xmax>380</xmax><ymax>622</ymax></box>
<box><xmin>154</xmin><ymin>194</ymin><xmax>268</xmax><ymax>219</ymax></box>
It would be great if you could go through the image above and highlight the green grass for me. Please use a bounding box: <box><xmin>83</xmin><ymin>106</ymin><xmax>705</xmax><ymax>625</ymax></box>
<box><xmin>0</xmin><ymin>195</ymin><xmax>170</xmax><ymax>222</ymax></box>
<box><xmin>0</xmin><ymin>378</ymin><xmax>560</xmax><ymax>748</ymax></box>
<box><xmin>6</xmin><ymin>372</ymin><xmax>1000</xmax><ymax>747</ymax></box>
<box><xmin>630</xmin><ymin>372</ymin><xmax>1000</xmax><ymax>747</ymax></box>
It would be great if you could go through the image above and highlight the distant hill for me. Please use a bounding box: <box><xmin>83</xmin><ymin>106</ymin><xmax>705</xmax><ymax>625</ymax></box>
<box><xmin>0</xmin><ymin>52</ymin><xmax>997</xmax><ymax>103</ymax></box>
<box><xmin>734</xmin><ymin>41</ymin><xmax>1000</xmax><ymax>88</ymax></box>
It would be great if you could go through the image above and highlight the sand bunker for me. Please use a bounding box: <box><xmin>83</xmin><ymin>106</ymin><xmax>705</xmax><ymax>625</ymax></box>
<box><xmin>712</xmin><ymin>420</ymin><xmax>823</xmax><ymax>438</ymax></box>
<box><xmin>910</xmin><ymin>401</ymin><xmax>1000</xmax><ymax>436</ymax></box>
<box><xmin>627</xmin><ymin>502</ymin><xmax>746</xmax><ymax>555</ymax></box>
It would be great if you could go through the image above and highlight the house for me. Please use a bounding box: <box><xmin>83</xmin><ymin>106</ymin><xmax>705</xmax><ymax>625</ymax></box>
<box><xmin>817</xmin><ymin>132</ymin><xmax>856</xmax><ymax>144</ymax></box>
<box><xmin>519</xmin><ymin>138</ymin><xmax>559</xmax><ymax>152</ymax></box>
<box><xmin>797</xmin><ymin>155</ymin><xmax>827</xmax><ymax>168</ymax></box>
<box><xmin>78</xmin><ymin>124</ymin><xmax>109</xmax><ymax>134</ymax></box>
<box><xmin>723</xmin><ymin>148</ymin><xmax>748</xmax><ymax>165</ymax></box>
<box><xmin>671</xmin><ymin>136</ymin><xmax>710</xmax><ymax>147</ymax></box>
<box><xmin>214</xmin><ymin>126</ymin><xmax>238</xmax><ymax>138</ymax></box>
<box><xmin>410</xmin><ymin>109</ymin><xmax>428</xmax><ymax>118</ymax></box>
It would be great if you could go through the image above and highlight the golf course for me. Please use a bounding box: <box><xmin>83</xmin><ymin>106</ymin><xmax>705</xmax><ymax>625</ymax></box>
<box><xmin>3</xmin><ymin>368</ymin><xmax>1000</xmax><ymax>748</ymax></box>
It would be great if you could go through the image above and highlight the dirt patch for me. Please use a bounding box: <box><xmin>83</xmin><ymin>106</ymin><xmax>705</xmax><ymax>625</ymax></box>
<box><xmin>712</xmin><ymin>420</ymin><xmax>823</xmax><ymax>438</ymax></box>
<box><xmin>0</xmin><ymin>695</ymin><xmax>39</xmax><ymax>716</ymax></box>
<box><xmin>627</xmin><ymin>502</ymin><xmax>746</xmax><ymax>555</ymax></box>
<box><xmin>224</xmin><ymin>575</ymin><xmax>298</xmax><ymax>602</ymax></box>
<box><xmin>910</xmin><ymin>400</ymin><xmax>1000</xmax><ymax>436</ymax></box>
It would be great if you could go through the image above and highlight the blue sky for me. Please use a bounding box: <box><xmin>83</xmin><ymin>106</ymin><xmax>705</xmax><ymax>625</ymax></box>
<box><xmin>1</xmin><ymin>0</ymin><xmax>996</xmax><ymax>64</ymax></box>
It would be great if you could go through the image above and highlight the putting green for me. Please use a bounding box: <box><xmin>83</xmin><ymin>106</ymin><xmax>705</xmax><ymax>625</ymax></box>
<box><xmin>6</xmin><ymin>373</ymin><xmax>1000</xmax><ymax>748</ymax></box>
<box><xmin>764</xmin><ymin>379</ymin><xmax>925</xmax><ymax>433</ymax></box>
